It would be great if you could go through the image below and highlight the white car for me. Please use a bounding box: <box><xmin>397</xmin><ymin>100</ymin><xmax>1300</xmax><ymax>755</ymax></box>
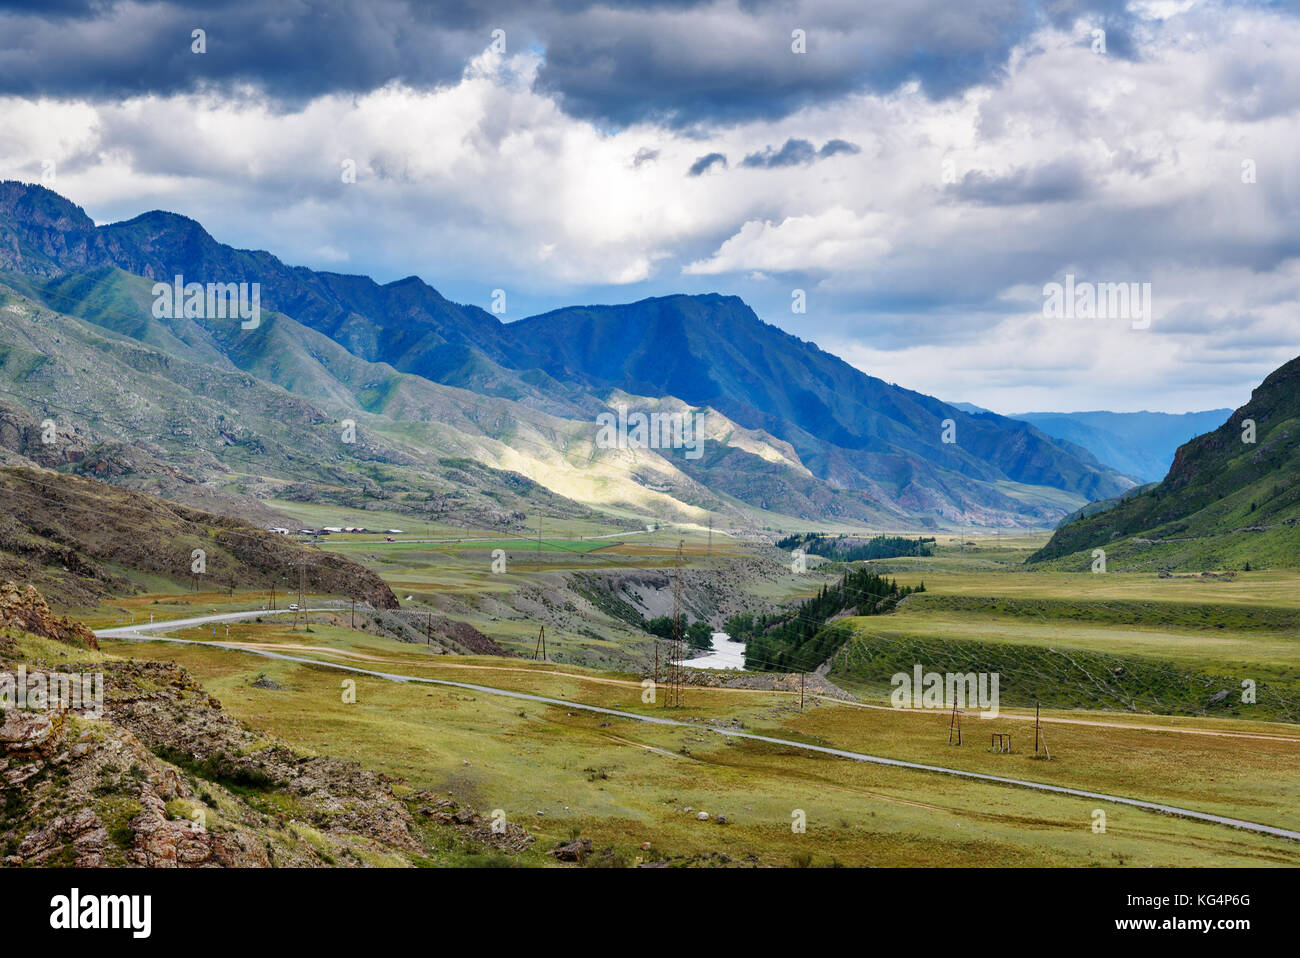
<box><xmin>288</xmin><ymin>603</ymin><xmax>299</xmax><ymax>611</ymax></box>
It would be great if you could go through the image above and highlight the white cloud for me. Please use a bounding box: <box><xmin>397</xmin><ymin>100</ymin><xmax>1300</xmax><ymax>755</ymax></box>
<box><xmin>684</xmin><ymin>208</ymin><xmax>891</xmax><ymax>275</ymax></box>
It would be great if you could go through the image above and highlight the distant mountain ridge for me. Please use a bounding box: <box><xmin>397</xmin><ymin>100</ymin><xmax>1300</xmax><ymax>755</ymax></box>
<box><xmin>0</xmin><ymin>181</ymin><xmax>1136</xmax><ymax>527</ymax></box>
<box><xmin>1010</xmin><ymin>409</ymin><xmax>1233</xmax><ymax>483</ymax></box>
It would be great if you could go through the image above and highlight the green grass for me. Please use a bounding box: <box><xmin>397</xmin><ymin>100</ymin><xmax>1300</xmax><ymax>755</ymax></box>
<box><xmin>95</xmin><ymin>618</ymin><xmax>1300</xmax><ymax>867</ymax></box>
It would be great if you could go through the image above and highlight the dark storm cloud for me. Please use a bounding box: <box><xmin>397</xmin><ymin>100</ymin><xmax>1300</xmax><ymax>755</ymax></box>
<box><xmin>741</xmin><ymin>137</ymin><xmax>860</xmax><ymax>168</ymax></box>
<box><xmin>687</xmin><ymin>152</ymin><xmax>727</xmax><ymax>176</ymax></box>
<box><xmin>534</xmin><ymin>0</ymin><xmax>1150</xmax><ymax>127</ymax></box>
<box><xmin>0</xmin><ymin>0</ymin><xmax>509</xmax><ymax>101</ymax></box>
<box><xmin>952</xmin><ymin>159</ymin><xmax>1092</xmax><ymax>206</ymax></box>
<box><xmin>0</xmin><ymin>0</ymin><xmax>1160</xmax><ymax>123</ymax></box>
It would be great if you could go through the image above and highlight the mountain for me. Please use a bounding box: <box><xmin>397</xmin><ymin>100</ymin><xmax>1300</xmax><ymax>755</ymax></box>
<box><xmin>1011</xmin><ymin>409</ymin><xmax>1232</xmax><ymax>483</ymax></box>
<box><xmin>506</xmin><ymin>297</ymin><xmax>1133</xmax><ymax>511</ymax></box>
<box><xmin>0</xmin><ymin>181</ymin><xmax>1136</xmax><ymax>527</ymax></box>
<box><xmin>1028</xmin><ymin>355</ymin><xmax>1300</xmax><ymax>570</ymax></box>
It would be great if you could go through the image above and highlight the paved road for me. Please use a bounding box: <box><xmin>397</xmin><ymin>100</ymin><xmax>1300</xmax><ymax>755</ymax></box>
<box><xmin>96</xmin><ymin>607</ymin><xmax>340</xmax><ymax>637</ymax></box>
<box><xmin>304</xmin><ymin>528</ymin><xmax>656</xmax><ymax>546</ymax></box>
<box><xmin>94</xmin><ymin>614</ymin><xmax>1300</xmax><ymax>845</ymax></box>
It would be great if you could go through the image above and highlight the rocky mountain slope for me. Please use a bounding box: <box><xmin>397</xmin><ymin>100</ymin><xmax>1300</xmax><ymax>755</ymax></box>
<box><xmin>0</xmin><ymin>467</ymin><xmax>399</xmax><ymax>609</ymax></box>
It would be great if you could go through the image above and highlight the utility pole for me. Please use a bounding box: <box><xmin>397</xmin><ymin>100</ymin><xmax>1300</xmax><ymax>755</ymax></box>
<box><xmin>533</xmin><ymin>625</ymin><xmax>547</xmax><ymax>661</ymax></box>
<box><xmin>948</xmin><ymin>701</ymin><xmax>963</xmax><ymax>745</ymax></box>
<box><xmin>1034</xmin><ymin>702</ymin><xmax>1050</xmax><ymax>759</ymax></box>
<box><xmin>668</xmin><ymin>540</ymin><xmax>685</xmax><ymax>708</ymax></box>
<box><xmin>351</xmin><ymin>598</ymin><xmax>355</xmax><ymax>630</ymax></box>
<box><xmin>800</xmin><ymin>670</ymin><xmax>805</xmax><ymax>711</ymax></box>
<box><xmin>427</xmin><ymin>612</ymin><xmax>433</xmax><ymax>646</ymax></box>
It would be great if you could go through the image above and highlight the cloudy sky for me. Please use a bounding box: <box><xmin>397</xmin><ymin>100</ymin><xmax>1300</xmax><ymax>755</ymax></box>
<box><xmin>1</xmin><ymin>0</ymin><xmax>1298</xmax><ymax>413</ymax></box>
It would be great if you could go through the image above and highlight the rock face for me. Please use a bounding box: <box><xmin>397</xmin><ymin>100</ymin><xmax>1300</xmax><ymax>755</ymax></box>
<box><xmin>0</xmin><ymin>580</ymin><xmax>98</xmax><ymax>649</ymax></box>
<box><xmin>0</xmin><ymin>704</ymin><xmax>277</xmax><ymax>867</ymax></box>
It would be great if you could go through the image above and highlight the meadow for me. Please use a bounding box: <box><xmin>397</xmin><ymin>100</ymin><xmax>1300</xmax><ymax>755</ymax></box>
<box><xmin>83</xmin><ymin>524</ymin><xmax>1300</xmax><ymax>865</ymax></box>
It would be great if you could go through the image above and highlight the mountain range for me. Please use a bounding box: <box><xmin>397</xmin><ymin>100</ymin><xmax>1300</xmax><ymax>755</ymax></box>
<box><xmin>0</xmin><ymin>181</ymin><xmax>1138</xmax><ymax>529</ymax></box>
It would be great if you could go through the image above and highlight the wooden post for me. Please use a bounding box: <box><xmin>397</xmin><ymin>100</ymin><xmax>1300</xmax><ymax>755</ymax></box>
<box><xmin>1034</xmin><ymin>702</ymin><xmax>1050</xmax><ymax>760</ymax></box>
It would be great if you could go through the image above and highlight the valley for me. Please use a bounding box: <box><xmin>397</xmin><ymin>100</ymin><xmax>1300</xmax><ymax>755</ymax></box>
<box><xmin>7</xmin><ymin>508</ymin><xmax>1292</xmax><ymax>868</ymax></box>
<box><xmin>0</xmin><ymin>184</ymin><xmax>1296</xmax><ymax>872</ymax></box>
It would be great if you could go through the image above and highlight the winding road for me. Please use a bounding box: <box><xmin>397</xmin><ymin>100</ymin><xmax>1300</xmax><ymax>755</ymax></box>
<box><xmin>94</xmin><ymin>610</ymin><xmax>1300</xmax><ymax>845</ymax></box>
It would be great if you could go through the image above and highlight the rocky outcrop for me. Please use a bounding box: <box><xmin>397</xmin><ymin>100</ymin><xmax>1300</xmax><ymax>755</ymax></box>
<box><xmin>0</xmin><ymin>580</ymin><xmax>98</xmax><ymax>649</ymax></box>
<box><xmin>0</xmin><ymin>706</ymin><xmax>283</xmax><ymax>867</ymax></box>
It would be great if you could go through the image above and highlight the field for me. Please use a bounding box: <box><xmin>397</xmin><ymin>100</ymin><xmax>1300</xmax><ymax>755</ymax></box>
<box><xmin>96</xmin><ymin>619</ymin><xmax>1300</xmax><ymax>866</ymax></box>
<box><xmin>84</xmin><ymin>521</ymin><xmax>1300</xmax><ymax>866</ymax></box>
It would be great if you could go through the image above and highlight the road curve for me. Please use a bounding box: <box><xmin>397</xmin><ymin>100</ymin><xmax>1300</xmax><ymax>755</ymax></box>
<box><xmin>95</xmin><ymin>614</ymin><xmax>1300</xmax><ymax>845</ymax></box>
<box><xmin>96</xmin><ymin>608</ymin><xmax>341</xmax><ymax>636</ymax></box>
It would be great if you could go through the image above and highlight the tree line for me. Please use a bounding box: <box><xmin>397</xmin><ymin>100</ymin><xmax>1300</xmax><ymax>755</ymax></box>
<box><xmin>728</xmin><ymin>567</ymin><xmax>924</xmax><ymax>672</ymax></box>
<box><xmin>774</xmin><ymin>532</ymin><xmax>934</xmax><ymax>562</ymax></box>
